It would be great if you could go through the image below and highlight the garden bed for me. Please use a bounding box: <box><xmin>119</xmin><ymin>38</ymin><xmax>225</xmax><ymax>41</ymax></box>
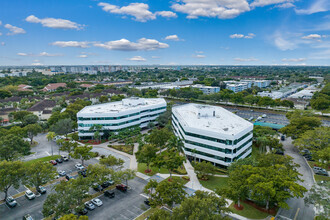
<box><xmin>229</xmin><ymin>200</ymin><xmax>276</xmax><ymax>219</ymax></box>
<box><xmin>79</xmin><ymin>139</ymin><xmax>108</xmax><ymax>145</ymax></box>
<box><xmin>165</xmin><ymin>176</ymin><xmax>190</xmax><ymax>185</ymax></box>
<box><xmin>109</xmin><ymin>144</ymin><xmax>134</xmax><ymax>155</ymax></box>
<box><xmin>137</xmin><ymin>163</ymin><xmax>187</xmax><ymax>176</ymax></box>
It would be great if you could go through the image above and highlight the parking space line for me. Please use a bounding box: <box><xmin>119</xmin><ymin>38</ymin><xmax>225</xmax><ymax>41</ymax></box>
<box><xmin>120</xmin><ymin>214</ymin><xmax>130</xmax><ymax>219</ymax></box>
<box><xmin>139</xmin><ymin>194</ymin><xmax>149</xmax><ymax>199</ymax></box>
<box><xmin>126</xmin><ymin>209</ymin><xmax>136</xmax><ymax>215</ymax></box>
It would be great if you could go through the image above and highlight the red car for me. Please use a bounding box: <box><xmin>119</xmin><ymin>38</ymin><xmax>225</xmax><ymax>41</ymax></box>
<box><xmin>116</xmin><ymin>184</ymin><xmax>128</xmax><ymax>192</ymax></box>
<box><xmin>49</xmin><ymin>160</ymin><xmax>57</xmax><ymax>165</ymax></box>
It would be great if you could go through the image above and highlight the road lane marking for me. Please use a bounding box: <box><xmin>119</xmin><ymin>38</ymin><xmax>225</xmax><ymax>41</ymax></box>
<box><xmin>45</xmin><ymin>151</ymin><xmax>50</xmax><ymax>156</ymax></box>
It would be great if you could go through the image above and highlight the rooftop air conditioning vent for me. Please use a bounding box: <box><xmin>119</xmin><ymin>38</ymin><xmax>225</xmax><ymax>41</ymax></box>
<box><xmin>223</xmin><ymin>128</ymin><xmax>229</xmax><ymax>131</ymax></box>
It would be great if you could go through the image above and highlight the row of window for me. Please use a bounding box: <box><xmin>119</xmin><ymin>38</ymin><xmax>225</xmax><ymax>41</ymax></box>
<box><xmin>79</xmin><ymin>113</ymin><xmax>161</xmax><ymax>128</ymax></box>
<box><xmin>78</xmin><ymin>106</ymin><xmax>166</xmax><ymax>121</ymax></box>
<box><xmin>173</xmin><ymin>120</ymin><xmax>252</xmax><ymax>155</ymax></box>
<box><xmin>172</xmin><ymin>115</ymin><xmax>252</xmax><ymax>146</ymax></box>
<box><xmin>234</xmin><ymin>147</ymin><xmax>251</xmax><ymax>160</ymax></box>
<box><xmin>184</xmin><ymin>147</ymin><xmax>232</xmax><ymax>162</ymax></box>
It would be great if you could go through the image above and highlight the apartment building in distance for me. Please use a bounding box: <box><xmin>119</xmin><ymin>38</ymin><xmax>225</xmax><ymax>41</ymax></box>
<box><xmin>191</xmin><ymin>84</ymin><xmax>220</xmax><ymax>94</ymax></box>
<box><xmin>172</xmin><ymin>103</ymin><xmax>253</xmax><ymax>167</ymax></box>
<box><xmin>77</xmin><ymin>97</ymin><xmax>167</xmax><ymax>139</ymax></box>
<box><xmin>224</xmin><ymin>80</ymin><xmax>270</xmax><ymax>93</ymax></box>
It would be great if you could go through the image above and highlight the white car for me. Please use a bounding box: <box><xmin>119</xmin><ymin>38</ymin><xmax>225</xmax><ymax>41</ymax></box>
<box><xmin>25</xmin><ymin>190</ymin><xmax>36</xmax><ymax>200</ymax></box>
<box><xmin>91</xmin><ymin>198</ymin><xmax>103</xmax><ymax>207</ymax></box>
<box><xmin>58</xmin><ymin>170</ymin><xmax>66</xmax><ymax>176</ymax></box>
<box><xmin>75</xmin><ymin>163</ymin><xmax>85</xmax><ymax>170</ymax></box>
<box><xmin>262</xmin><ymin>114</ymin><xmax>267</xmax><ymax>118</ymax></box>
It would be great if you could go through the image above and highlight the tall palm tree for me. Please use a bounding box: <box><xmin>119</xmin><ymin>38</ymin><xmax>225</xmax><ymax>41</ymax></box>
<box><xmin>46</xmin><ymin>131</ymin><xmax>55</xmax><ymax>155</ymax></box>
<box><xmin>167</xmin><ymin>136</ymin><xmax>184</xmax><ymax>153</ymax></box>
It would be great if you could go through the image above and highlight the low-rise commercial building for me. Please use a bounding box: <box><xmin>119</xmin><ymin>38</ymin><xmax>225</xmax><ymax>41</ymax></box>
<box><xmin>77</xmin><ymin>97</ymin><xmax>167</xmax><ymax>139</ymax></box>
<box><xmin>172</xmin><ymin>103</ymin><xmax>253</xmax><ymax>167</ymax></box>
<box><xmin>191</xmin><ymin>84</ymin><xmax>220</xmax><ymax>94</ymax></box>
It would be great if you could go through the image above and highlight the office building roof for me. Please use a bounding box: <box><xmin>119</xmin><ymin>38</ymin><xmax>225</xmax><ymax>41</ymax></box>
<box><xmin>173</xmin><ymin>103</ymin><xmax>252</xmax><ymax>135</ymax></box>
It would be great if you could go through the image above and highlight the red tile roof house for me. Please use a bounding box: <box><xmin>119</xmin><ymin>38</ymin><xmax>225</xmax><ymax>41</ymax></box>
<box><xmin>42</xmin><ymin>83</ymin><xmax>67</xmax><ymax>92</ymax></box>
<box><xmin>17</xmin><ymin>84</ymin><xmax>33</xmax><ymax>92</ymax></box>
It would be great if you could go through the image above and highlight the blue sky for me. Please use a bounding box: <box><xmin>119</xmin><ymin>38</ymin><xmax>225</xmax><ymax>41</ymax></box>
<box><xmin>0</xmin><ymin>0</ymin><xmax>329</xmax><ymax>66</ymax></box>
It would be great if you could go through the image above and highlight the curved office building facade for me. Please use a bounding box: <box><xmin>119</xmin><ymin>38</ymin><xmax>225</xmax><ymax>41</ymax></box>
<box><xmin>77</xmin><ymin>97</ymin><xmax>166</xmax><ymax>139</ymax></box>
<box><xmin>172</xmin><ymin>103</ymin><xmax>253</xmax><ymax>167</ymax></box>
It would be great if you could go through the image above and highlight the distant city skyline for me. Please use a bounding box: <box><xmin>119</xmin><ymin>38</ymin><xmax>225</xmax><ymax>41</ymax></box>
<box><xmin>0</xmin><ymin>0</ymin><xmax>329</xmax><ymax>66</ymax></box>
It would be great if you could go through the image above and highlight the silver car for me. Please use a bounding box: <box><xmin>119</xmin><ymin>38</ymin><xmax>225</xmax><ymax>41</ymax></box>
<box><xmin>6</xmin><ymin>196</ymin><xmax>17</xmax><ymax>207</ymax></box>
<box><xmin>91</xmin><ymin>198</ymin><xmax>103</xmax><ymax>207</ymax></box>
<box><xmin>25</xmin><ymin>190</ymin><xmax>36</xmax><ymax>200</ymax></box>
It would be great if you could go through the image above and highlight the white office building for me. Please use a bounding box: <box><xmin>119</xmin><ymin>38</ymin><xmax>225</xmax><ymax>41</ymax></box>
<box><xmin>191</xmin><ymin>84</ymin><xmax>220</xmax><ymax>94</ymax></box>
<box><xmin>77</xmin><ymin>97</ymin><xmax>167</xmax><ymax>139</ymax></box>
<box><xmin>172</xmin><ymin>104</ymin><xmax>253</xmax><ymax>167</ymax></box>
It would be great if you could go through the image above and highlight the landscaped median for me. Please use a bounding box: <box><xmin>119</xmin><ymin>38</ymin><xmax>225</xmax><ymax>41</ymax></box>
<box><xmin>137</xmin><ymin>163</ymin><xmax>187</xmax><ymax>176</ymax></box>
<box><xmin>108</xmin><ymin>144</ymin><xmax>134</xmax><ymax>155</ymax></box>
<box><xmin>24</xmin><ymin>155</ymin><xmax>60</xmax><ymax>166</ymax></box>
<box><xmin>199</xmin><ymin>176</ymin><xmax>228</xmax><ymax>191</ymax></box>
<box><xmin>228</xmin><ymin>201</ymin><xmax>274</xmax><ymax>219</ymax></box>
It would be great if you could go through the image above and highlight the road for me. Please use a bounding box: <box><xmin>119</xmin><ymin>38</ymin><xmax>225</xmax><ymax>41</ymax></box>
<box><xmin>276</xmin><ymin>137</ymin><xmax>315</xmax><ymax>220</ymax></box>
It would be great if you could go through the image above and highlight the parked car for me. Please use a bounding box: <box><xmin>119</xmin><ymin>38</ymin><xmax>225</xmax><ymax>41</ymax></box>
<box><xmin>300</xmin><ymin>149</ymin><xmax>311</xmax><ymax>156</ymax></box>
<box><xmin>116</xmin><ymin>184</ymin><xmax>128</xmax><ymax>192</ymax></box>
<box><xmin>75</xmin><ymin>163</ymin><xmax>85</xmax><ymax>170</ymax></box>
<box><xmin>78</xmin><ymin>169</ymin><xmax>87</xmax><ymax>177</ymax></box>
<box><xmin>84</xmin><ymin>201</ymin><xmax>95</xmax><ymax>210</ymax></box>
<box><xmin>49</xmin><ymin>160</ymin><xmax>57</xmax><ymax>165</ymax></box>
<box><xmin>262</xmin><ymin>114</ymin><xmax>267</xmax><ymax>118</ymax></box>
<box><xmin>37</xmin><ymin>186</ymin><xmax>47</xmax><ymax>194</ymax></box>
<box><xmin>6</xmin><ymin>196</ymin><xmax>17</xmax><ymax>207</ymax></box>
<box><xmin>313</xmin><ymin>167</ymin><xmax>329</xmax><ymax>176</ymax></box>
<box><xmin>23</xmin><ymin>214</ymin><xmax>34</xmax><ymax>220</ymax></box>
<box><xmin>61</xmin><ymin>155</ymin><xmax>69</xmax><ymax>161</ymax></box>
<box><xmin>93</xmin><ymin>183</ymin><xmax>103</xmax><ymax>192</ymax></box>
<box><xmin>77</xmin><ymin>208</ymin><xmax>88</xmax><ymax>216</ymax></box>
<box><xmin>91</xmin><ymin>198</ymin><xmax>103</xmax><ymax>207</ymax></box>
<box><xmin>65</xmin><ymin>174</ymin><xmax>73</xmax><ymax>181</ymax></box>
<box><xmin>56</xmin><ymin>158</ymin><xmax>63</xmax><ymax>163</ymax></box>
<box><xmin>144</xmin><ymin>199</ymin><xmax>150</xmax><ymax>206</ymax></box>
<box><xmin>25</xmin><ymin>190</ymin><xmax>36</xmax><ymax>200</ymax></box>
<box><xmin>248</xmin><ymin>117</ymin><xmax>254</xmax><ymax>121</ymax></box>
<box><xmin>58</xmin><ymin>170</ymin><xmax>66</xmax><ymax>176</ymax></box>
<box><xmin>280</xmin><ymin>135</ymin><xmax>285</xmax><ymax>141</ymax></box>
<box><xmin>104</xmin><ymin>190</ymin><xmax>115</xmax><ymax>198</ymax></box>
<box><xmin>101</xmin><ymin>180</ymin><xmax>114</xmax><ymax>189</ymax></box>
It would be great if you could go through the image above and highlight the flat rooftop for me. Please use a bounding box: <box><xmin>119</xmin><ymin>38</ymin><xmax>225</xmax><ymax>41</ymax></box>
<box><xmin>78</xmin><ymin>97</ymin><xmax>166</xmax><ymax>114</ymax></box>
<box><xmin>173</xmin><ymin>103</ymin><xmax>252</xmax><ymax>135</ymax></box>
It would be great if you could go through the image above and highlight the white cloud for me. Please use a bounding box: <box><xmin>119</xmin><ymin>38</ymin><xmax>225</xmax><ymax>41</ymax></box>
<box><xmin>155</xmin><ymin>11</ymin><xmax>177</xmax><ymax>18</ymax></box>
<box><xmin>25</xmin><ymin>15</ymin><xmax>83</xmax><ymax>30</ymax></box>
<box><xmin>128</xmin><ymin>56</ymin><xmax>146</xmax><ymax>62</ymax></box>
<box><xmin>17</xmin><ymin>52</ymin><xmax>63</xmax><ymax>57</ymax></box>
<box><xmin>51</xmin><ymin>41</ymin><xmax>90</xmax><ymax>48</ymax></box>
<box><xmin>98</xmin><ymin>2</ymin><xmax>156</xmax><ymax>22</ymax></box>
<box><xmin>78</xmin><ymin>54</ymin><xmax>88</xmax><ymax>58</ymax></box>
<box><xmin>273</xmin><ymin>32</ymin><xmax>297</xmax><ymax>50</ymax></box>
<box><xmin>0</xmin><ymin>32</ymin><xmax>2</xmax><ymax>36</ymax></box>
<box><xmin>230</xmin><ymin>33</ymin><xmax>255</xmax><ymax>39</ymax></box>
<box><xmin>282</xmin><ymin>58</ymin><xmax>306</xmax><ymax>62</ymax></box>
<box><xmin>250</xmin><ymin>0</ymin><xmax>294</xmax><ymax>7</ymax></box>
<box><xmin>151</xmin><ymin>56</ymin><xmax>160</xmax><ymax>59</ymax></box>
<box><xmin>234</xmin><ymin>57</ymin><xmax>259</xmax><ymax>62</ymax></box>
<box><xmin>171</xmin><ymin>0</ymin><xmax>250</xmax><ymax>19</ymax></box>
<box><xmin>94</xmin><ymin>38</ymin><xmax>169</xmax><ymax>51</ymax></box>
<box><xmin>295</xmin><ymin>0</ymin><xmax>330</xmax><ymax>15</ymax></box>
<box><xmin>31</xmin><ymin>62</ymin><xmax>43</xmax><ymax>66</ymax></box>
<box><xmin>193</xmin><ymin>54</ymin><xmax>206</xmax><ymax>58</ymax></box>
<box><xmin>301</xmin><ymin>34</ymin><xmax>322</xmax><ymax>40</ymax></box>
<box><xmin>0</xmin><ymin>21</ymin><xmax>2</xmax><ymax>26</ymax></box>
<box><xmin>195</xmin><ymin>51</ymin><xmax>204</xmax><ymax>53</ymax></box>
<box><xmin>1</xmin><ymin>42</ymin><xmax>5</xmax><ymax>46</ymax></box>
<box><xmin>4</xmin><ymin>24</ymin><xmax>26</xmax><ymax>35</ymax></box>
<box><xmin>275</xmin><ymin>2</ymin><xmax>295</xmax><ymax>8</ymax></box>
<box><xmin>165</xmin><ymin>35</ymin><xmax>183</xmax><ymax>41</ymax></box>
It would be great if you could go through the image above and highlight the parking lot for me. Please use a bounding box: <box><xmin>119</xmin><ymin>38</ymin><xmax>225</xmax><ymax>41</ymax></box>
<box><xmin>0</xmin><ymin>177</ymin><xmax>148</xmax><ymax>220</ymax></box>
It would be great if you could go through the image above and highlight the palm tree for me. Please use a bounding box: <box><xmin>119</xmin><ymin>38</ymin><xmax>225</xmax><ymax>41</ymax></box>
<box><xmin>89</xmin><ymin>124</ymin><xmax>103</xmax><ymax>143</ymax></box>
<box><xmin>167</xmin><ymin>136</ymin><xmax>184</xmax><ymax>153</ymax></box>
<box><xmin>46</xmin><ymin>131</ymin><xmax>55</xmax><ymax>155</ymax></box>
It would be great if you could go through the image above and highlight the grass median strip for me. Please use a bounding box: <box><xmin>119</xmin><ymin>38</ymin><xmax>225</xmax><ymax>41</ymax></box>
<box><xmin>24</xmin><ymin>155</ymin><xmax>60</xmax><ymax>166</ymax></box>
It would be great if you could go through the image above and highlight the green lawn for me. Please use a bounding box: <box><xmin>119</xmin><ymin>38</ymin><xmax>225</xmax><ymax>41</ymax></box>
<box><xmin>199</xmin><ymin>176</ymin><xmax>228</xmax><ymax>191</ymax></box>
<box><xmin>138</xmin><ymin>163</ymin><xmax>169</xmax><ymax>176</ymax></box>
<box><xmin>136</xmin><ymin>208</ymin><xmax>157</xmax><ymax>220</ymax></box>
<box><xmin>24</xmin><ymin>155</ymin><xmax>60</xmax><ymax>166</ymax></box>
<box><xmin>314</xmin><ymin>175</ymin><xmax>330</xmax><ymax>182</ymax></box>
<box><xmin>109</xmin><ymin>144</ymin><xmax>134</xmax><ymax>155</ymax></box>
<box><xmin>137</xmin><ymin>163</ymin><xmax>187</xmax><ymax>176</ymax></box>
<box><xmin>228</xmin><ymin>202</ymin><xmax>271</xmax><ymax>219</ymax></box>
